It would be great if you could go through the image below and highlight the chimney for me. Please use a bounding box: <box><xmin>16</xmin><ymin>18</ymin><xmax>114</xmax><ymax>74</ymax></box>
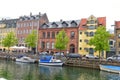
<box><xmin>60</xmin><ymin>19</ymin><xmax>63</xmax><ymax>22</ymax></box>
<box><xmin>30</xmin><ymin>12</ymin><xmax>32</xmax><ymax>16</ymax></box>
<box><xmin>39</xmin><ymin>12</ymin><xmax>41</xmax><ymax>16</ymax></box>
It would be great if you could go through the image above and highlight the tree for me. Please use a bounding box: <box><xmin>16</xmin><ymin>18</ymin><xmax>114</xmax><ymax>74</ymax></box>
<box><xmin>89</xmin><ymin>26</ymin><xmax>110</xmax><ymax>58</ymax></box>
<box><xmin>55</xmin><ymin>29</ymin><xmax>69</xmax><ymax>55</ymax></box>
<box><xmin>25</xmin><ymin>30</ymin><xmax>37</xmax><ymax>54</ymax></box>
<box><xmin>2</xmin><ymin>32</ymin><xmax>18</xmax><ymax>53</ymax></box>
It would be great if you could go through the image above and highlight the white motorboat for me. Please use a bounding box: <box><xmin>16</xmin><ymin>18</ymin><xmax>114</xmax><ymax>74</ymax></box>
<box><xmin>16</xmin><ymin>56</ymin><xmax>36</xmax><ymax>63</ymax></box>
<box><xmin>39</xmin><ymin>55</ymin><xmax>63</xmax><ymax>66</ymax></box>
<box><xmin>100</xmin><ymin>64</ymin><xmax>120</xmax><ymax>74</ymax></box>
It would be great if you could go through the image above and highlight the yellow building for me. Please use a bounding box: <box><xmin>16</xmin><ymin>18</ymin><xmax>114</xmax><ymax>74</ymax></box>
<box><xmin>0</xmin><ymin>19</ymin><xmax>18</xmax><ymax>51</ymax></box>
<box><xmin>78</xmin><ymin>15</ymin><xmax>106</xmax><ymax>57</ymax></box>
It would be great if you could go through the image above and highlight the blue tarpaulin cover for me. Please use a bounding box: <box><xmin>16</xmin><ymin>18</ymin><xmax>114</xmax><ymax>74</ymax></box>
<box><xmin>39</xmin><ymin>55</ymin><xmax>52</xmax><ymax>63</ymax></box>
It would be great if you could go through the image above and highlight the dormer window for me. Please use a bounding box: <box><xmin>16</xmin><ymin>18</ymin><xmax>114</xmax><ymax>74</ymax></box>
<box><xmin>52</xmin><ymin>22</ymin><xmax>58</xmax><ymax>28</ymax></box>
<box><xmin>30</xmin><ymin>16</ymin><xmax>35</xmax><ymax>20</ymax></box>
<box><xmin>82</xmin><ymin>25</ymin><xmax>86</xmax><ymax>28</ymax></box>
<box><xmin>62</xmin><ymin>22</ymin><xmax>68</xmax><ymax>27</ymax></box>
<box><xmin>42</xmin><ymin>23</ymin><xmax>49</xmax><ymax>28</ymax></box>
<box><xmin>71</xmin><ymin>21</ymin><xmax>77</xmax><ymax>27</ymax></box>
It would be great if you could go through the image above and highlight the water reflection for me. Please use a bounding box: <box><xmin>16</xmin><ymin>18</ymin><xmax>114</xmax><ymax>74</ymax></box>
<box><xmin>0</xmin><ymin>60</ymin><xmax>120</xmax><ymax>80</ymax></box>
<box><xmin>100</xmin><ymin>71</ymin><xmax>120</xmax><ymax>80</ymax></box>
<box><xmin>39</xmin><ymin>65</ymin><xmax>62</xmax><ymax>80</ymax></box>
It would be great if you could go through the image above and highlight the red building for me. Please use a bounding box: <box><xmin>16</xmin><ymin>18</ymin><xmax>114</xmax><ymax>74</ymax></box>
<box><xmin>38</xmin><ymin>20</ymin><xmax>80</xmax><ymax>54</ymax></box>
<box><xmin>16</xmin><ymin>12</ymin><xmax>49</xmax><ymax>51</ymax></box>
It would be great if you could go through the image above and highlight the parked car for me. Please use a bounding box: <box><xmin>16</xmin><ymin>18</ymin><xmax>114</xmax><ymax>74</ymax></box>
<box><xmin>85</xmin><ymin>54</ymin><xmax>99</xmax><ymax>59</ymax></box>
<box><xmin>66</xmin><ymin>53</ymin><xmax>82</xmax><ymax>58</ymax></box>
<box><xmin>107</xmin><ymin>55</ymin><xmax>120</xmax><ymax>61</ymax></box>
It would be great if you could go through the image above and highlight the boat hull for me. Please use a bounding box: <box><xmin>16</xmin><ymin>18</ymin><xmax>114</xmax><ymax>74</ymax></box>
<box><xmin>39</xmin><ymin>62</ymin><xmax>63</xmax><ymax>66</ymax></box>
<box><xmin>16</xmin><ymin>59</ymin><xmax>35</xmax><ymax>63</ymax></box>
<box><xmin>100</xmin><ymin>65</ymin><xmax>120</xmax><ymax>74</ymax></box>
<box><xmin>16</xmin><ymin>56</ymin><xmax>36</xmax><ymax>63</ymax></box>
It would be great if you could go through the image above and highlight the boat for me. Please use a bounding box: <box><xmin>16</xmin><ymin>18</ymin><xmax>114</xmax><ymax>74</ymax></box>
<box><xmin>100</xmin><ymin>64</ymin><xmax>120</xmax><ymax>74</ymax></box>
<box><xmin>16</xmin><ymin>56</ymin><xmax>36</xmax><ymax>63</ymax></box>
<box><xmin>39</xmin><ymin>55</ymin><xmax>63</xmax><ymax>66</ymax></box>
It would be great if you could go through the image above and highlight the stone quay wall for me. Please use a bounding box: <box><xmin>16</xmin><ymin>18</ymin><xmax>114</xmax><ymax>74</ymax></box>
<box><xmin>64</xmin><ymin>58</ymin><xmax>120</xmax><ymax>69</ymax></box>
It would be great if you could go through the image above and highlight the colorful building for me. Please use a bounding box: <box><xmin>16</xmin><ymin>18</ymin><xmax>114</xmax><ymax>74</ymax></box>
<box><xmin>0</xmin><ymin>18</ymin><xmax>18</xmax><ymax>51</ymax></box>
<box><xmin>16</xmin><ymin>12</ymin><xmax>49</xmax><ymax>52</ymax></box>
<box><xmin>78</xmin><ymin>15</ymin><xmax>106</xmax><ymax>57</ymax></box>
<box><xmin>38</xmin><ymin>20</ymin><xmax>80</xmax><ymax>54</ymax></box>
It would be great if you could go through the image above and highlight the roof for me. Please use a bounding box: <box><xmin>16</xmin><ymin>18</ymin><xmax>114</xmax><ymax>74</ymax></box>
<box><xmin>78</xmin><ymin>18</ymin><xmax>87</xmax><ymax>30</ymax></box>
<box><xmin>0</xmin><ymin>18</ymin><xmax>18</xmax><ymax>28</ymax></box>
<box><xmin>18</xmin><ymin>12</ymin><xmax>45</xmax><ymax>21</ymax></box>
<box><xmin>78</xmin><ymin>16</ymin><xmax>106</xmax><ymax>31</ymax></box>
<box><xmin>97</xmin><ymin>17</ymin><xmax>106</xmax><ymax>26</ymax></box>
<box><xmin>40</xmin><ymin>20</ymin><xmax>80</xmax><ymax>29</ymax></box>
<box><xmin>115</xmin><ymin>21</ymin><xmax>120</xmax><ymax>29</ymax></box>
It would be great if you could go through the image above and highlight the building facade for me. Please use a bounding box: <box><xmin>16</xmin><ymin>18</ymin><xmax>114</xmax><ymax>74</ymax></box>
<box><xmin>16</xmin><ymin>12</ymin><xmax>49</xmax><ymax>52</ymax></box>
<box><xmin>38</xmin><ymin>20</ymin><xmax>80</xmax><ymax>54</ymax></box>
<box><xmin>78</xmin><ymin>15</ymin><xmax>106</xmax><ymax>57</ymax></box>
<box><xmin>115</xmin><ymin>21</ymin><xmax>120</xmax><ymax>54</ymax></box>
<box><xmin>0</xmin><ymin>18</ymin><xmax>18</xmax><ymax>51</ymax></box>
<box><xmin>106</xmin><ymin>34</ymin><xmax>115</xmax><ymax>57</ymax></box>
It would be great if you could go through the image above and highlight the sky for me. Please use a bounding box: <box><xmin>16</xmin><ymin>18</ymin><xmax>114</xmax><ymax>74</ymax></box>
<box><xmin>0</xmin><ymin>0</ymin><xmax>119</xmax><ymax>31</ymax></box>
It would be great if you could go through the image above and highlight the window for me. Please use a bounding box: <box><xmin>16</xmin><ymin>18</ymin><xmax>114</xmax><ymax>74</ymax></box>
<box><xmin>17</xmin><ymin>24</ymin><xmax>20</xmax><ymax>27</ymax></box>
<box><xmin>52</xmin><ymin>42</ymin><xmax>54</xmax><ymax>49</ymax></box>
<box><xmin>42</xmin><ymin>32</ymin><xmax>46</xmax><ymax>38</ymax></box>
<box><xmin>30</xmin><ymin>22</ymin><xmax>32</xmax><ymax>27</ymax></box>
<box><xmin>52</xmin><ymin>32</ymin><xmax>55</xmax><ymax>38</ymax></box>
<box><xmin>80</xmin><ymin>39</ymin><xmax>82</xmax><ymax>42</ymax></box>
<box><xmin>89</xmin><ymin>32</ymin><xmax>94</xmax><ymax>37</ymax></box>
<box><xmin>109</xmin><ymin>41</ymin><xmax>113</xmax><ymax>45</ymax></box>
<box><xmin>84</xmin><ymin>48</ymin><xmax>88</xmax><ymax>52</ymax></box>
<box><xmin>71</xmin><ymin>31</ymin><xmax>75</xmax><ymax>38</ymax></box>
<box><xmin>88</xmin><ymin>26</ymin><xmax>96</xmax><ymax>29</ymax></box>
<box><xmin>47</xmin><ymin>32</ymin><xmax>50</xmax><ymax>38</ymax></box>
<box><xmin>46</xmin><ymin>42</ymin><xmax>50</xmax><ymax>49</ymax></box>
<box><xmin>52</xmin><ymin>23</ymin><xmax>58</xmax><ymax>28</ymax></box>
<box><xmin>41</xmin><ymin>41</ymin><xmax>45</xmax><ymax>49</ymax></box>
<box><xmin>71</xmin><ymin>22</ymin><xmax>77</xmax><ymax>27</ymax></box>
<box><xmin>84</xmin><ymin>39</ymin><xmax>89</xmax><ymax>44</ymax></box>
<box><xmin>84</xmin><ymin>32</ymin><xmax>88</xmax><ymax>36</ymax></box>
<box><xmin>79</xmin><ymin>47</ymin><xmax>82</xmax><ymax>50</ymax></box>
<box><xmin>89</xmin><ymin>48</ymin><xmax>94</xmax><ymax>55</ymax></box>
<box><xmin>80</xmin><ymin>32</ymin><xmax>82</xmax><ymax>34</ymax></box>
<box><xmin>62</xmin><ymin>22</ymin><xmax>68</xmax><ymax>27</ymax></box>
<box><xmin>90</xmin><ymin>20</ymin><xmax>95</xmax><ymax>24</ymax></box>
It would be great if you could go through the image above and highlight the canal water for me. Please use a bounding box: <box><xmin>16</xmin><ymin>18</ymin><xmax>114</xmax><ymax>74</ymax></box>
<box><xmin>0</xmin><ymin>60</ymin><xmax>120</xmax><ymax>80</ymax></box>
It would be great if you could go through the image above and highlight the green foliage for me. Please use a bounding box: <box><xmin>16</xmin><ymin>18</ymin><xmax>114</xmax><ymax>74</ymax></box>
<box><xmin>25</xmin><ymin>30</ymin><xmax>37</xmax><ymax>48</ymax></box>
<box><xmin>89</xmin><ymin>26</ymin><xmax>110</xmax><ymax>57</ymax></box>
<box><xmin>2</xmin><ymin>32</ymin><xmax>18</xmax><ymax>50</ymax></box>
<box><xmin>55</xmin><ymin>29</ymin><xmax>69</xmax><ymax>51</ymax></box>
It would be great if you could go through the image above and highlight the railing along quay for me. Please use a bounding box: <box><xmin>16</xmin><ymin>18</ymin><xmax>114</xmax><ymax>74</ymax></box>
<box><xmin>64</xmin><ymin>58</ymin><xmax>120</xmax><ymax>69</ymax></box>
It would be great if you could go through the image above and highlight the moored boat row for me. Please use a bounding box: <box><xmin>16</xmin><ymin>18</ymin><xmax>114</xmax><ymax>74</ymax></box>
<box><xmin>15</xmin><ymin>54</ymin><xmax>64</xmax><ymax>66</ymax></box>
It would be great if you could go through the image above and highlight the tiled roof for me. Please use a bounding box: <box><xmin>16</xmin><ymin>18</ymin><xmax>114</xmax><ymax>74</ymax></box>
<box><xmin>78</xmin><ymin>16</ymin><xmax>106</xmax><ymax>30</ymax></box>
<box><xmin>78</xmin><ymin>18</ymin><xmax>87</xmax><ymax>30</ymax></box>
<box><xmin>97</xmin><ymin>17</ymin><xmax>106</xmax><ymax>26</ymax></box>
<box><xmin>115</xmin><ymin>21</ymin><xmax>120</xmax><ymax>29</ymax></box>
